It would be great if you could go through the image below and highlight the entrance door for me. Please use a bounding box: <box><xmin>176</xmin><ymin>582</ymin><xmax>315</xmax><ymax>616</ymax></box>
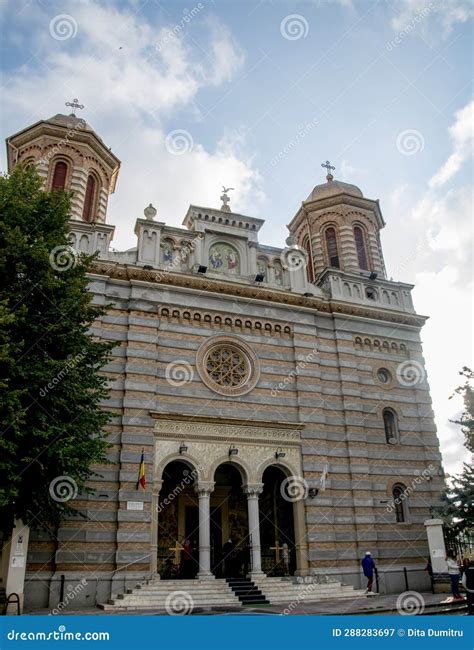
<box><xmin>184</xmin><ymin>506</ymin><xmax>199</xmax><ymax>578</ymax></box>
<box><xmin>210</xmin><ymin>506</ymin><xmax>223</xmax><ymax>577</ymax></box>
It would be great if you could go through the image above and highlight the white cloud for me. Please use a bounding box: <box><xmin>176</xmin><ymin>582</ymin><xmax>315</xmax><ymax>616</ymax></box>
<box><xmin>391</xmin><ymin>0</ymin><xmax>474</xmax><ymax>37</ymax></box>
<box><xmin>429</xmin><ymin>100</ymin><xmax>474</xmax><ymax>188</ymax></box>
<box><xmin>1</xmin><ymin>1</ymin><xmax>263</xmax><ymax>250</ymax></box>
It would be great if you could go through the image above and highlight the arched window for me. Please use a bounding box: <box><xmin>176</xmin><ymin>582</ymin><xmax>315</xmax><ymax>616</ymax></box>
<box><xmin>354</xmin><ymin>225</ymin><xmax>369</xmax><ymax>270</ymax></box>
<box><xmin>392</xmin><ymin>483</ymin><xmax>407</xmax><ymax>522</ymax></box>
<box><xmin>51</xmin><ymin>161</ymin><xmax>68</xmax><ymax>191</ymax></box>
<box><xmin>325</xmin><ymin>227</ymin><xmax>340</xmax><ymax>268</ymax></box>
<box><xmin>302</xmin><ymin>235</ymin><xmax>314</xmax><ymax>283</ymax></box>
<box><xmin>82</xmin><ymin>174</ymin><xmax>97</xmax><ymax>222</ymax></box>
<box><xmin>383</xmin><ymin>408</ymin><xmax>399</xmax><ymax>443</ymax></box>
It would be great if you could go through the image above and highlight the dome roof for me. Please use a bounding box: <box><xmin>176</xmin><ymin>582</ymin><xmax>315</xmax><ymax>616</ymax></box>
<box><xmin>45</xmin><ymin>113</ymin><xmax>93</xmax><ymax>132</ymax></box>
<box><xmin>306</xmin><ymin>175</ymin><xmax>363</xmax><ymax>202</ymax></box>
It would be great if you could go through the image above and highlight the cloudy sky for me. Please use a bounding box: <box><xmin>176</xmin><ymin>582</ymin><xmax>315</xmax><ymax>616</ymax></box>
<box><xmin>1</xmin><ymin>0</ymin><xmax>472</xmax><ymax>475</ymax></box>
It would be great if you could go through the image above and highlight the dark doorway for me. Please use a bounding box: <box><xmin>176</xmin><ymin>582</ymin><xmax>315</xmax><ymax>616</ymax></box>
<box><xmin>259</xmin><ymin>466</ymin><xmax>296</xmax><ymax>576</ymax></box>
<box><xmin>158</xmin><ymin>460</ymin><xmax>197</xmax><ymax>579</ymax></box>
<box><xmin>213</xmin><ymin>463</ymin><xmax>250</xmax><ymax>578</ymax></box>
<box><xmin>210</xmin><ymin>506</ymin><xmax>223</xmax><ymax>576</ymax></box>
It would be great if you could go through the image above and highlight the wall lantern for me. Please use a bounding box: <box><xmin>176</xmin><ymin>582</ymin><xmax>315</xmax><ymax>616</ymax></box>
<box><xmin>179</xmin><ymin>442</ymin><xmax>188</xmax><ymax>455</ymax></box>
<box><xmin>229</xmin><ymin>445</ymin><xmax>239</xmax><ymax>457</ymax></box>
<box><xmin>275</xmin><ymin>448</ymin><xmax>286</xmax><ymax>459</ymax></box>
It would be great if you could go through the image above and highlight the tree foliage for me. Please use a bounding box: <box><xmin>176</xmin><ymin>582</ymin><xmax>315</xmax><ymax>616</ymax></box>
<box><xmin>0</xmin><ymin>165</ymin><xmax>113</xmax><ymax>533</ymax></box>
<box><xmin>449</xmin><ymin>366</ymin><xmax>474</xmax><ymax>453</ymax></box>
<box><xmin>438</xmin><ymin>367</ymin><xmax>474</xmax><ymax>535</ymax></box>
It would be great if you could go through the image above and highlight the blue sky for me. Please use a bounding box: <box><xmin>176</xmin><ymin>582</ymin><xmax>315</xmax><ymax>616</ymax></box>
<box><xmin>1</xmin><ymin>0</ymin><xmax>473</xmax><ymax>474</ymax></box>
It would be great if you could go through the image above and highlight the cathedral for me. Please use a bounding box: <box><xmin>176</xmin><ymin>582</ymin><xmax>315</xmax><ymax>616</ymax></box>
<box><xmin>6</xmin><ymin>107</ymin><xmax>445</xmax><ymax>610</ymax></box>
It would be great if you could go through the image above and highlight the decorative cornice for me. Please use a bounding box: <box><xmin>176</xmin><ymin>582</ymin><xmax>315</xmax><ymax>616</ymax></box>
<box><xmin>90</xmin><ymin>261</ymin><xmax>426</xmax><ymax>327</ymax></box>
<box><xmin>150</xmin><ymin>412</ymin><xmax>303</xmax><ymax>430</ymax></box>
<box><xmin>151</xmin><ymin>415</ymin><xmax>302</xmax><ymax>445</ymax></box>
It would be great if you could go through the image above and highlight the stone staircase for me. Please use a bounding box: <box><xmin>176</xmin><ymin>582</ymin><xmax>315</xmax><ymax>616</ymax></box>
<box><xmin>226</xmin><ymin>577</ymin><xmax>270</xmax><ymax>605</ymax></box>
<box><xmin>252</xmin><ymin>576</ymin><xmax>366</xmax><ymax>606</ymax></box>
<box><xmin>99</xmin><ymin>575</ymin><xmax>365</xmax><ymax>612</ymax></box>
<box><xmin>99</xmin><ymin>577</ymin><xmax>241</xmax><ymax>612</ymax></box>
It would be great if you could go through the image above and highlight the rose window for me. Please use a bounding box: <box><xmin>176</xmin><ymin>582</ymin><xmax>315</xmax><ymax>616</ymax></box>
<box><xmin>196</xmin><ymin>336</ymin><xmax>260</xmax><ymax>397</ymax></box>
<box><xmin>205</xmin><ymin>346</ymin><xmax>249</xmax><ymax>387</ymax></box>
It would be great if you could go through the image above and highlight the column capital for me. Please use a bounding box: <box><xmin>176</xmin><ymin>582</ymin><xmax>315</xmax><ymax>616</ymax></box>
<box><xmin>194</xmin><ymin>481</ymin><xmax>215</xmax><ymax>497</ymax></box>
<box><xmin>243</xmin><ymin>482</ymin><xmax>264</xmax><ymax>497</ymax></box>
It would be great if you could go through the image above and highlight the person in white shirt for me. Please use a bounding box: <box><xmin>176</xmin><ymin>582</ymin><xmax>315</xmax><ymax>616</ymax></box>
<box><xmin>446</xmin><ymin>553</ymin><xmax>463</xmax><ymax>600</ymax></box>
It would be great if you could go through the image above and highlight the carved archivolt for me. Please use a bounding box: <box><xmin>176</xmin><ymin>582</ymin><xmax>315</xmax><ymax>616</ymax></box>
<box><xmin>159</xmin><ymin>306</ymin><xmax>292</xmax><ymax>337</ymax></box>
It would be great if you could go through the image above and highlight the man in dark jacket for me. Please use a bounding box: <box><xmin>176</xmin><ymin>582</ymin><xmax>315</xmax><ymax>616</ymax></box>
<box><xmin>361</xmin><ymin>551</ymin><xmax>376</xmax><ymax>594</ymax></box>
<box><xmin>461</xmin><ymin>559</ymin><xmax>474</xmax><ymax>615</ymax></box>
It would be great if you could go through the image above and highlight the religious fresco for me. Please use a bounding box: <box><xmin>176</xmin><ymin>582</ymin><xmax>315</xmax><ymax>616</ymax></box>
<box><xmin>273</xmin><ymin>260</ymin><xmax>283</xmax><ymax>284</ymax></box>
<box><xmin>257</xmin><ymin>258</ymin><xmax>268</xmax><ymax>280</ymax></box>
<box><xmin>208</xmin><ymin>243</ymin><xmax>240</xmax><ymax>275</ymax></box>
<box><xmin>161</xmin><ymin>239</ymin><xmax>174</xmax><ymax>265</ymax></box>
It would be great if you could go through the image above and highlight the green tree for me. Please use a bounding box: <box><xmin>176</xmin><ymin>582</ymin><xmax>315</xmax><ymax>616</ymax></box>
<box><xmin>0</xmin><ymin>165</ymin><xmax>113</xmax><ymax>535</ymax></box>
<box><xmin>438</xmin><ymin>368</ymin><xmax>474</xmax><ymax>535</ymax></box>
<box><xmin>450</xmin><ymin>366</ymin><xmax>474</xmax><ymax>453</ymax></box>
<box><xmin>440</xmin><ymin>464</ymin><xmax>474</xmax><ymax>534</ymax></box>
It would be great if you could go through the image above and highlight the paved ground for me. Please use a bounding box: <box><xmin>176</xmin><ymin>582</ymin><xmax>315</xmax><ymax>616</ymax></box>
<box><xmin>21</xmin><ymin>593</ymin><xmax>468</xmax><ymax>616</ymax></box>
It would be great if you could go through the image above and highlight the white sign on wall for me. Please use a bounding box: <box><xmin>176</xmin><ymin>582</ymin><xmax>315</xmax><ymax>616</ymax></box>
<box><xmin>127</xmin><ymin>501</ymin><xmax>144</xmax><ymax>511</ymax></box>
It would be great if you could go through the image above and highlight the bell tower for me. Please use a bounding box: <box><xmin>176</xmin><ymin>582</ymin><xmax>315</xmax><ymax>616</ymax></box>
<box><xmin>288</xmin><ymin>162</ymin><xmax>416</xmax><ymax>313</ymax></box>
<box><xmin>6</xmin><ymin>100</ymin><xmax>120</xmax><ymax>226</ymax></box>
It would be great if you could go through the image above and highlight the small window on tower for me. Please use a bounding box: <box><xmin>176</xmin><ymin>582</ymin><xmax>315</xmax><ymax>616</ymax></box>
<box><xmin>325</xmin><ymin>227</ymin><xmax>340</xmax><ymax>269</ymax></box>
<box><xmin>82</xmin><ymin>174</ymin><xmax>97</xmax><ymax>222</ymax></box>
<box><xmin>354</xmin><ymin>225</ymin><xmax>369</xmax><ymax>270</ymax></box>
<box><xmin>51</xmin><ymin>161</ymin><xmax>68</xmax><ymax>191</ymax></box>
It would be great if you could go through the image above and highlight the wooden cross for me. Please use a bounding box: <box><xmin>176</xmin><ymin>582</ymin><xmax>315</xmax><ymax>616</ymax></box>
<box><xmin>168</xmin><ymin>541</ymin><xmax>183</xmax><ymax>565</ymax></box>
<box><xmin>321</xmin><ymin>160</ymin><xmax>335</xmax><ymax>175</ymax></box>
<box><xmin>270</xmin><ymin>541</ymin><xmax>283</xmax><ymax>563</ymax></box>
<box><xmin>65</xmin><ymin>98</ymin><xmax>84</xmax><ymax>116</ymax></box>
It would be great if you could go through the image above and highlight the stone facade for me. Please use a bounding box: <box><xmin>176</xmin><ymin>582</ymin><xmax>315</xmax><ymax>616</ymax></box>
<box><xmin>6</xmin><ymin>114</ymin><xmax>444</xmax><ymax>609</ymax></box>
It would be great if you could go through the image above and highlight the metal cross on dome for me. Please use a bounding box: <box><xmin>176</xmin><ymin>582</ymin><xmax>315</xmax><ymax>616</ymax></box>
<box><xmin>65</xmin><ymin>98</ymin><xmax>84</xmax><ymax>116</ymax></box>
<box><xmin>321</xmin><ymin>160</ymin><xmax>335</xmax><ymax>175</ymax></box>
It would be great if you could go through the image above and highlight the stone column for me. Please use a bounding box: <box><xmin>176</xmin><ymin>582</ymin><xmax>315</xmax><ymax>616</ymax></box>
<box><xmin>150</xmin><ymin>479</ymin><xmax>163</xmax><ymax>578</ymax></box>
<box><xmin>424</xmin><ymin>518</ymin><xmax>448</xmax><ymax>574</ymax></box>
<box><xmin>293</xmin><ymin>498</ymin><xmax>310</xmax><ymax>576</ymax></box>
<box><xmin>195</xmin><ymin>482</ymin><xmax>215</xmax><ymax>579</ymax></box>
<box><xmin>243</xmin><ymin>483</ymin><xmax>265</xmax><ymax>577</ymax></box>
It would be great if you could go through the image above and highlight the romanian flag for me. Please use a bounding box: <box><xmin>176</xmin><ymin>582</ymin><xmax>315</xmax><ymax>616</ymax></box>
<box><xmin>136</xmin><ymin>449</ymin><xmax>146</xmax><ymax>490</ymax></box>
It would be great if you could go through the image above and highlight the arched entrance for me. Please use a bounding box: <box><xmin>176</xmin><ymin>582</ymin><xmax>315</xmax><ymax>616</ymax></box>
<box><xmin>259</xmin><ymin>466</ymin><xmax>297</xmax><ymax>576</ymax></box>
<box><xmin>212</xmin><ymin>463</ymin><xmax>249</xmax><ymax>578</ymax></box>
<box><xmin>157</xmin><ymin>460</ymin><xmax>199</xmax><ymax>579</ymax></box>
